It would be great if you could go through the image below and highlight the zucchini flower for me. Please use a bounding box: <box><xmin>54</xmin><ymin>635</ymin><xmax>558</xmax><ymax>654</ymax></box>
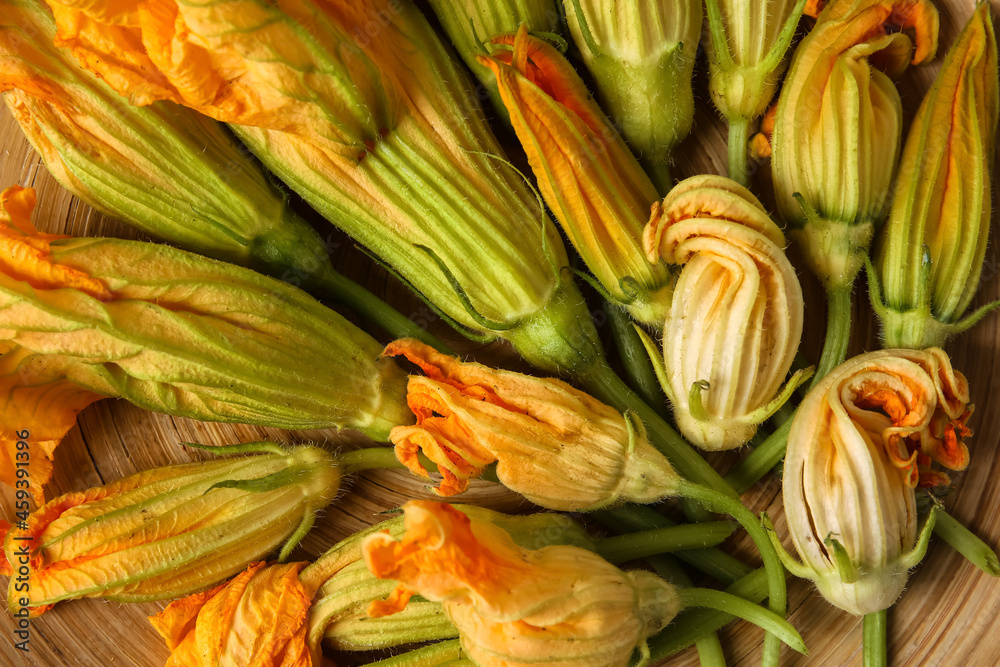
<box><xmin>775</xmin><ymin>348</ymin><xmax>972</xmax><ymax>615</ymax></box>
<box><xmin>150</xmin><ymin>561</ymin><xmax>315</xmax><ymax>667</ymax></box>
<box><xmin>383</xmin><ymin>338</ymin><xmax>679</xmax><ymax>511</ymax></box>
<box><xmin>0</xmin><ymin>0</ymin><xmax>441</xmax><ymax>348</ymax></box>
<box><xmin>770</xmin><ymin>0</ymin><xmax>939</xmax><ymax>293</ymax></box>
<box><xmin>871</xmin><ymin>4</ymin><xmax>1000</xmax><ymax>349</ymax></box>
<box><xmin>703</xmin><ymin>0</ymin><xmax>807</xmax><ymax>184</ymax></box>
<box><xmin>44</xmin><ymin>0</ymin><xmax>606</xmax><ymax>378</ymax></box>
<box><xmin>0</xmin><ymin>442</ymin><xmax>341</xmax><ymax>616</ymax></box>
<box><xmin>0</xmin><ymin>186</ymin><xmax>410</xmax><ymax>500</ymax></box>
<box><xmin>425</xmin><ymin>0</ymin><xmax>562</xmax><ymax>121</ymax></box>
<box><xmin>643</xmin><ymin>175</ymin><xmax>809</xmax><ymax>450</ymax></box>
<box><xmin>363</xmin><ymin>500</ymin><xmax>680</xmax><ymax>667</ymax></box>
<box><xmin>562</xmin><ymin>0</ymin><xmax>701</xmax><ymax>190</ymax></box>
<box><xmin>479</xmin><ymin>28</ymin><xmax>673</xmax><ymax>325</ymax></box>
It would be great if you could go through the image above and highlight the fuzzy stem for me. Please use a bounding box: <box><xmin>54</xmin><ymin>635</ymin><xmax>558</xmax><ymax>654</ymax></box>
<box><xmin>725</xmin><ymin>417</ymin><xmax>794</xmax><ymax>494</ymax></box>
<box><xmin>647</xmin><ymin>567</ymin><xmax>770</xmax><ymax>659</ymax></box>
<box><xmin>336</xmin><ymin>447</ymin><xmax>437</xmax><ymax>476</ymax></box>
<box><xmin>933</xmin><ymin>510</ymin><xmax>1000</xmax><ymax>576</ymax></box>
<box><xmin>313</xmin><ymin>269</ymin><xmax>454</xmax><ymax>354</ymax></box>
<box><xmin>362</xmin><ymin>639</ymin><xmax>462</xmax><ymax>666</ymax></box>
<box><xmin>593</xmin><ymin>506</ymin><xmax>753</xmax><ymax>585</ymax></box>
<box><xmin>677</xmin><ymin>481</ymin><xmax>787</xmax><ymax>667</ymax></box>
<box><xmin>863</xmin><ymin>610</ymin><xmax>888</xmax><ymax>667</ymax></box>
<box><xmin>813</xmin><ymin>286</ymin><xmax>853</xmax><ymax>388</ymax></box>
<box><xmin>595</xmin><ymin>522</ymin><xmax>736</xmax><ymax>564</ymax></box>
<box><xmin>606</xmin><ymin>302</ymin><xmax>668</xmax><ymax>415</ymax></box>
<box><xmin>677</xmin><ymin>588</ymin><xmax>806</xmax><ymax>655</ymax></box>
<box><xmin>728</xmin><ymin>116</ymin><xmax>751</xmax><ymax>187</ymax></box>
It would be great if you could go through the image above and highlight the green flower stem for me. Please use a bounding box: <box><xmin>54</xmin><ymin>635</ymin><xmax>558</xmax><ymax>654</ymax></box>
<box><xmin>677</xmin><ymin>588</ymin><xmax>806</xmax><ymax>655</ymax></box>
<box><xmin>728</xmin><ymin>116</ymin><xmax>752</xmax><ymax>187</ymax></box>
<box><xmin>863</xmin><ymin>610</ymin><xmax>888</xmax><ymax>667</ymax></box>
<box><xmin>725</xmin><ymin>417</ymin><xmax>794</xmax><ymax>494</ymax></box>
<box><xmin>594</xmin><ymin>505</ymin><xmax>753</xmax><ymax>584</ymax></box>
<box><xmin>644</xmin><ymin>158</ymin><xmax>674</xmax><ymax>196</ymax></box>
<box><xmin>676</xmin><ymin>480</ymin><xmax>787</xmax><ymax>667</ymax></box>
<box><xmin>606</xmin><ymin>301</ymin><xmax>668</xmax><ymax>416</ymax></box>
<box><xmin>813</xmin><ymin>285</ymin><xmax>853</xmax><ymax>389</ymax></box>
<box><xmin>933</xmin><ymin>510</ymin><xmax>1000</xmax><ymax>576</ymax></box>
<box><xmin>595</xmin><ymin>522</ymin><xmax>737</xmax><ymax>564</ymax></box>
<box><xmin>336</xmin><ymin>447</ymin><xmax>437</xmax><ymax>476</ymax></box>
<box><xmin>695</xmin><ymin>631</ymin><xmax>728</xmax><ymax>667</ymax></box>
<box><xmin>584</xmin><ymin>363</ymin><xmax>737</xmax><ymax>499</ymax></box>
<box><xmin>363</xmin><ymin>639</ymin><xmax>462</xmax><ymax>666</ymax></box>
<box><xmin>314</xmin><ymin>269</ymin><xmax>453</xmax><ymax>354</ymax></box>
<box><xmin>648</xmin><ymin>567</ymin><xmax>770</xmax><ymax>659</ymax></box>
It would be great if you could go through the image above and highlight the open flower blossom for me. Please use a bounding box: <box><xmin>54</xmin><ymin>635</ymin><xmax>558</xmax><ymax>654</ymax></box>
<box><xmin>643</xmin><ymin>175</ymin><xmax>808</xmax><ymax>450</ymax></box>
<box><xmin>150</xmin><ymin>561</ymin><xmax>315</xmax><ymax>667</ymax></box>
<box><xmin>43</xmin><ymin>0</ymin><xmax>608</xmax><ymax>378</ymax></box>
<box><xmin>363</xmin><ymin>500</ymin><xmax>679</xmax><ymax>667</ymax></box>
<box><xmin>872</xmin><ymin>3</ymin><xmax>999</xmax><ymax>349</ymax></box>
<box><xmin>0</xmin><ymin>186</ymin><xmax>410</xmax><ymax>500</ymax></box>
<box><xmin>562</xmin><ymin>0</ymin><xmax>701</xmax><ymax>187</ymax></box>
<box><xmin>769</xmin><ymin>0</ymin><xmax>939</xmax><ymax>291</ymax></box>
<box><xmin>384</xmin><ymin>338</ymin><xmax>679</xmax><ymax>511</ymax></box>
<box><xmin>0</xmin><ymin>443</ymin><xmax>341</xmax><ymax>616</ymax></box>
<box><xmin>777</xmin><ymin>348</ymin><xmax>972</xmax><ymax>615</ymax></box>
<box><xmin>479</xmin><ymin>27</ymin><xmax>673</xmax><ymax>325</ymax></box>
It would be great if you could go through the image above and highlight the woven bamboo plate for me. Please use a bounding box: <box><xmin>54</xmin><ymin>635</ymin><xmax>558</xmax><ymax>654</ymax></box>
<box><xmin>2</xmin><ymin>1</ymin><xmax>1000</xmax><ymax>664</ymax></box>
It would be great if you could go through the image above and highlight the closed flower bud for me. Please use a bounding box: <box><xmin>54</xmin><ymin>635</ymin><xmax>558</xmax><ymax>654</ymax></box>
<box><xmin>770</xmin><ymin>0</ymin><xmax>939</xmax><ymax>291</ymax></box>
<box><xmin>563</xmin><ymin>0</ymin><xmax>701</xmax><ymax>187</ymax></box>
<box><xmin>776</xmin><ymin>348</ymin><xmax>972</xmax><ymax>615</ymax></box>
<box><xmin>425</xmin><ymin>0</ymin><xmax>562</xmax><ymax>120</ymax></box>
<box><xmin>363</xmin><ymin>500</ymin><xmax>679</xmax><ymax>667</ymax></box>
<box><xmin>479</xmin><ymin>28</ymin><xmax>673</xmax><ymax>325</ymax></box>
<box><xmin>704</xmin><ymin>0</ymin><xmax>806</xmax><ymax>184</ymax></box>
<box><xmin>0</xmin><ymin>186</ymin><xmax>410</xmax><ymax>500</ymax></box>
<box><xmin>383</xmin><ymin>339</ymin><xmax>680</xmax><ymax>511</ymax></box>
<box><xmin>643</xmin><ymin>175</ymin><xmax>808</xmax><ymax>450</ymax></box>
<box><xmin>1</xmin><ymin>443</ymin><xmax>341</xmax><ymax>616</ymax></box>
<box><xmin>45</xmin><ymin>0</ymin><xmax>605</xmax><ymax>377</ymax></box>
<box><xmin>871</xmin><ymin>4</ymin><xmax>1000</xmax><ymax>348</ymax></box>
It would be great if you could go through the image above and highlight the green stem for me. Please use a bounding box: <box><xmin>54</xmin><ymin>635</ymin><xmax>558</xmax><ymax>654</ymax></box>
<box><xmin>337</xmin><ymin>447</ymin><xmax>437</xmax><ymax>476</ymax></box>
<box><xmin>644</xmin><ymin>158</ymin><xmax>673</xmax><ymax>196</ymax></box>
<box><xmin>812</xmin><ymin>286</ymin><xmax>853</xmax><ymax>389</ymax></box>
<box><xmin>584</xmin><ymin>363</ymin><xmax>737</xmax><ymax>499</ymax></box>
<box><xmin>728</xmin><ymin>116</ymin><xmax>751</xmax><ymax>187</ymax></box>
<box><xmin>606</xmin><ymin>301</ymin><xmax>668</xmax><ymax>416</ymax></box>
<box><xmin>677</xmin><ymin>481</ymin><xmax>787</xmax><ymax>667</ymax></box>
<box><xmin>724</xmin><ymin>417</ymin><xmax>794</xmax><ymax>495</ymax></box>
<box><xmin>933</xmin><ymin>510</ymin><xmax>1000</xmax><ymax>576</ymax></box>
<box><xmin>594</xmin><ymin>506</ymin><xmax>753</xmax><ymax>585</ymax></box>
<box><xmin>595</xmin><ymin>522</ymin><xmax>736</xmax><ymax>564</ymax></box>
<box><xmin>313</xmin><ymin>268</ymin><xmax>454</xmax><ymax>354</ymax></box>
<box><xmin>648</xmin><ymin>568</ymin><xmax>770</xmax><ymax>659</ymax></box>
<box><xmin>695</xmin><ymin>631</ymin><xmax>728</xmax><ymax>667</ymax></box>
<box><xmin>677</xmin><ymin>588</ymin><xmax>806</xmax><ymax>655</ymax></box>
<box><xmin>863</xmin><ymin>610</ymin><xmax>887</xmax><ymax>667</ymax></box>
<box><xmin>363</xmin><ymin>639</ymin><xmax>462</xmax><ymax>666</ymax></box>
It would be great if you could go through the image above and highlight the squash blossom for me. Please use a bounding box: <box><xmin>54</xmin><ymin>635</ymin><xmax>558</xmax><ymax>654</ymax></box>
<box><xmin>0</xmin><ymin>186</ymin><xmax>410</xmax><ymax>500</ymax></box>
<box><xmin>703</xmin><ymin>0</ymin><xmax>806</xmax><ymax>184</ymax></box>
<box><xmin>425</xmin><ymin>0</ymin><xmax>561</xmax><ymax>121</ymax></box>
<box><xmin>562</xmin><ymin>0</ymin><xmax>701</xmax><ymax>190</ymax></box>
<box><xmin>384</xmin><ymin>338</ymin><xmax>679</xmax><ymax>511</ymax></box>
<box><xmin>0</xmin><ymin>0</ymin><xmax>441</xmax><ymax>349</ymax></box>
<box><xmin>775</xmin><ymin>348</ymin><xmax>972</xmax><ymax>615</ymax></box>
<box><xmin>770</xmin><ymin>0</ymin><xmax>939</xmax><ymax>293</ymax></box>
<box><xmin>871</xmin><ymin>3</ymin><xmax>1000</xmax><ymax>349</ymax></box>
<box><xmin>363</xmin><ymin>500</ymin><xmax>679</xmax><ymax>667</ymax></box>
<box><xmin>44</xmin><ymin>0</ymin><xmax>605</xmax><ymax>378</ymax></box>
<box><xmin>643</xmin><ymin>175</ymin><xmax>809</xmax><ymax>450</ymax></box>
<box><xmin>0</xmin><ymin>442</ymin><xmax>341</xmax><ymax>617</ymax></box>
<box><xmin>479</xmin><ymin>28</ymin><xmax>674</xmax><ymax>325</ymax></box>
